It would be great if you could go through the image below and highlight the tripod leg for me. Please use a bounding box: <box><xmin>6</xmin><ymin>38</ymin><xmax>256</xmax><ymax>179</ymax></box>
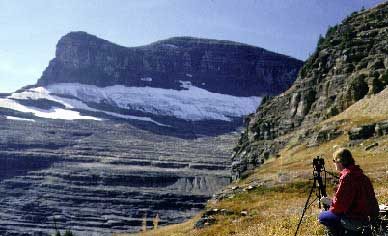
<box><xmin>294</xmin><ymin>180</ymin><xmax>317</xmax><ymax>236</ymax></box>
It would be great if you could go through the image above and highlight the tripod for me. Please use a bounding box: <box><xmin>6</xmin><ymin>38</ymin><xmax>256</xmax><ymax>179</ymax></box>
<box><xmin>294</xmin><ymin>157</ymin><xmax>328</xmax><ymax>236</ymax></box>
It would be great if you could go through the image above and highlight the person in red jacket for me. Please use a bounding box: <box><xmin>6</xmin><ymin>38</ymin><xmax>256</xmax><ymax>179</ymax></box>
<box><xmin>318</xmin><ymin>148</ymin><xmax>379</xmax><ymax>236</ymax></box>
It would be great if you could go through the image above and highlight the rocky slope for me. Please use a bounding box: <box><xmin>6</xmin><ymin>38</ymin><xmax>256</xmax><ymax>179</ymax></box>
<box><xmin>0</xmin><ymin>117</ymin><xmax>236</xmax><ymax>236</ymax></box>
<box><xmin>232</xmin><ymin>2</ymin><xmax>388</xmax><ymax>179</ymax></box>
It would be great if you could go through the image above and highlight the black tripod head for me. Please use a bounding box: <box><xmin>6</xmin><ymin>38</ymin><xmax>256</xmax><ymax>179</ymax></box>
<box><xmin>312</xmin><ymin>156</ymin><xmax>328</xmax><ymax>208</ymax></box>
<box><xmin>313</xmin><ymin>156</ymin><xmax>325</xmax><ymax>173</ymax></box>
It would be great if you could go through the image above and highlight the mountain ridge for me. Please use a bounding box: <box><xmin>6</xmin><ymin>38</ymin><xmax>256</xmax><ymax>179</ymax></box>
<box><xmin>37</xmin><ymin>31</ymin><xmax>303</xmax><ymax>97</ymax></box>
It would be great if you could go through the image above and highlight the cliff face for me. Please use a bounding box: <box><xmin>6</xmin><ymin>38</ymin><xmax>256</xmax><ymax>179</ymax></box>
<box><xmin>38</xmin><ymin>32</ymin><xmax>302</xmax><ymax>96</ymax></box>
<box><xmin>232</xmin><ymin>2</ymin><xmax>388</xmax><ymax>179</ymax></box>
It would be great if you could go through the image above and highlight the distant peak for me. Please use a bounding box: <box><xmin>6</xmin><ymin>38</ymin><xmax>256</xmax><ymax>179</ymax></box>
<box><xmin>60</xmin><ymin>31</ymin><xmax>98</xmax><ymax>40</ymax></box>
<box><xmin>59</xmin><ymin>31</ymin><xmax>112</xmax><ymax>44</ymax></box>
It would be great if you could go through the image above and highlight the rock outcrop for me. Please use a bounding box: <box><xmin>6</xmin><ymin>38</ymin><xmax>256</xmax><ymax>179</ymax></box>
<box><xmin>232</xmin><ymin>2</ymin><xmax>388</xmax><ymax>179</ymax></box>
<box><xmin>348</xmin><ymin>120</ymin><xmax>388</xmax><ymax>140</ymax></box>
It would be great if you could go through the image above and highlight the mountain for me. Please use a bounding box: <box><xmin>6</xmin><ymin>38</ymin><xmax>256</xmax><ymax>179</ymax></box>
<box><xmin>1</xmin><ymin>32</ymin><xmax>302</xmax><ymax>138</ymax></box>
<box><xmin>232</xmin><ymin>2</ymin><xmax>388</xmax><ymax>179</ymax></box>
<box><xmin>38</xmin><ymin>32</ymin><xmax>301</xmax><ymax>96</ymax></box>
<box><xmin>0</xmin><ymin>34</ymin><xmax>302</xmax><ymax>235</ymax></box>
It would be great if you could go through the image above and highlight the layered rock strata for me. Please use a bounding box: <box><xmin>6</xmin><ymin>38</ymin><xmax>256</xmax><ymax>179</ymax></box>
<box><xmin>0</xmin><ymin>118</ymin><xmax>236</xmax><ymax>236</ymax></box>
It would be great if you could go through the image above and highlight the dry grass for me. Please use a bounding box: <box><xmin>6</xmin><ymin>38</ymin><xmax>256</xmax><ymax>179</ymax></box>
<box><xmin>337</xmin><ymin>88</ymin><xmax>388</xmax><ymax>121</ymax></box>
<box><xmin>112</xmin><ymin>216</ymin><xmax>201</xmax><ymax>236</ymax></box>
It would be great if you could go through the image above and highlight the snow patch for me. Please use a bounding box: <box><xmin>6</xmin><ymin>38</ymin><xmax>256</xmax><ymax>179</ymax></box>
<box><xmin>0</xmin><ymin>97</ymin><xmax>100</xmax><ymax>120</ymax></box>
<box><xmin>179</xmin><ymin>80</ymin><xmax>192</xmax><ymax>89</ymax></box>
<box><xmin>6</xmin><ymin>116</ymin><xmax>35</xmax><ymax>122</ymax></box>
<box><xmin>164</xmin><ymin>44</ymin><xmax>179</xmax><ymax>49</ymax></box>
<box><xmin>185</xmin><ymin>74</ymin><xmax>193</xmax><ymax>78</ymax></box>
<box><xmin>3</xmin><ymin>88</ymin><xmax>168</xmax><ymax>126</ymax></box>
<box><xmin>141</xmin><ymin>77</ymin><xmax>153</xmax><ymax>82</ymax></box>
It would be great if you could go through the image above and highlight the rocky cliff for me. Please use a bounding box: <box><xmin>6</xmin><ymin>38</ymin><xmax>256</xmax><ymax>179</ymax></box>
<box><xmin>232</xmin><ymin>2</ymin><xmax>388</xmax><ymax>179</ymax></box>
<box><xmin>38</xmin><ymin>32</ymin><xmax>302</xmax><ymax>97</ymax></box>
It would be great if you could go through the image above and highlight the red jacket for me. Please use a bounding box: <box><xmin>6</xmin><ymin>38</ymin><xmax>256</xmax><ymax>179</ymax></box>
<box><xmin>329</xmin><ymin>164</ymin><xmax>379</xmax><ymax>221</ymax></box>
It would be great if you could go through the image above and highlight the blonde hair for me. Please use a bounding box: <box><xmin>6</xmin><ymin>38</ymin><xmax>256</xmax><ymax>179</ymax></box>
<box><xmin>333</xmin><ymin>148</ymin><xmax>355</xmax><ymax>167</ymax></box>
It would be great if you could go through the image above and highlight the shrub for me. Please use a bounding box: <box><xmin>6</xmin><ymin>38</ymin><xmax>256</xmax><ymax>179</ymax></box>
<box><xmin>142</xmin><ymin>213</ymin><xmax>147</xmax><ymax>232</ymax></box>
<box><xmin>349</xmin><ymin>75</ymin><xmax>368</xmax><ymax>101</ymax></box>
<box><xmin>325</xmin><ymin>25</ymin><xmax>338</xmax><ymax>38</ymax></box>
<box><xmin>317</xmin><ymin>34</ymin><xmax>325</xmax><ymax>50</ymax></box>
<box><xmin>371</xmin><ymin>77</ymin><xmax>384</xmax><ymax>94</ymax></box>
<box><xmin>64</xmin><ymin>230</ymin><xmax>74</xmax><ymax>236</ymax></box>
<box><xmin>300</xmin><ymin>52</ymin><xmax>318</xmax><ymax>78</ymax></box>
<box><xmin>153</xmin><ymin>213</ymin><xmax>160</xmax><ymax>230</ymax></box>
<box><xmin>328</xmin><ymin>106</ymin><xmax>339</xmax><ymax>117</ymax></box>
<box><xmin>381</xmin><ymin>70</ymin><xmax>388</xmax><ymax>85</ymax></box>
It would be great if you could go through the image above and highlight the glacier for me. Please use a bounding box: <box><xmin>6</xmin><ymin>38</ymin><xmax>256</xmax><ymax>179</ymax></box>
<box><xmin>1</xmin><ymin>83</ymin><xmax>262</xmax><ymax>123</ymax></box>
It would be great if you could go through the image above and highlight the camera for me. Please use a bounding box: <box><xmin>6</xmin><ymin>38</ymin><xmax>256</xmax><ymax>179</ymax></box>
<box><xmin>313</xmin><ymin>156</ymin><xmax>325</xmax><ymax>172</ymax></box>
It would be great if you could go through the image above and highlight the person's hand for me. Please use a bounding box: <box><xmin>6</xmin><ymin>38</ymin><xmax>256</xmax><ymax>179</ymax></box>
<box><xmin>320</xmin><ymin>196</ymin><xmax>332</xmax><ymax>206</ymax></box>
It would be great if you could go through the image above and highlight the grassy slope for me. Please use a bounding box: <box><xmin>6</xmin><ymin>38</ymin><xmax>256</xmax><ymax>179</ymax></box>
<box><xmin>117</xmin><ymin>90</ymin><xmax>388</xmax><ymax>236</ymax></box>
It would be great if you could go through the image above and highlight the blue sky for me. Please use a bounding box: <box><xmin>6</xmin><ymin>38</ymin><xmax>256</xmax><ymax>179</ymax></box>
<box><xmin>0</xmin><ymin>0</ymin><xmax>385</xmax><ymax>93</ymax></box>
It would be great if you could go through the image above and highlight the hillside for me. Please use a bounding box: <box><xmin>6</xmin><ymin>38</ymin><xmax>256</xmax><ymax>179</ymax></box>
<box><xmin>122</xmin><ymin>131</ymin><xmax>388</xmax><ymax>236</ymax></box>
<box><xmin>121</xmin><ymin>2</ymin><xmax>388</xmax><ymax>236</ymax></box>
<box><xmin>232</xmin><ymin>0</ymin><xmax>388</xmax><ymax>179</ymax></box>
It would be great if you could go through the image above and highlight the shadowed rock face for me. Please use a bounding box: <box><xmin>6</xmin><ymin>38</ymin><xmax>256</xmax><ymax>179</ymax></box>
<box><xmin>37</xmin><ymin>33</ymin><xmax>302</xmax><ymax>97</ymax></box>
<box><xmin>232</xmin><ymin>2</ymin><xmax>388</xmax><ymax>179</ymax></box>
<box><xmin>0</xmin><ymin>118</ymin><xmax>235</xmax><ymax>236</ymax></box>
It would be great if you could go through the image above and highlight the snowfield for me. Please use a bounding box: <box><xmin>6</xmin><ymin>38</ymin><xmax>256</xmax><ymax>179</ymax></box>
<box><xmin>0</xmin><ymin>97</ymin><xmax>101</xmax><ymax>120</ymax></box>
<box><xmin>0</xmin><ymin>83</ymin><xmax>262</xmax><ymax>124</ymax></box>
